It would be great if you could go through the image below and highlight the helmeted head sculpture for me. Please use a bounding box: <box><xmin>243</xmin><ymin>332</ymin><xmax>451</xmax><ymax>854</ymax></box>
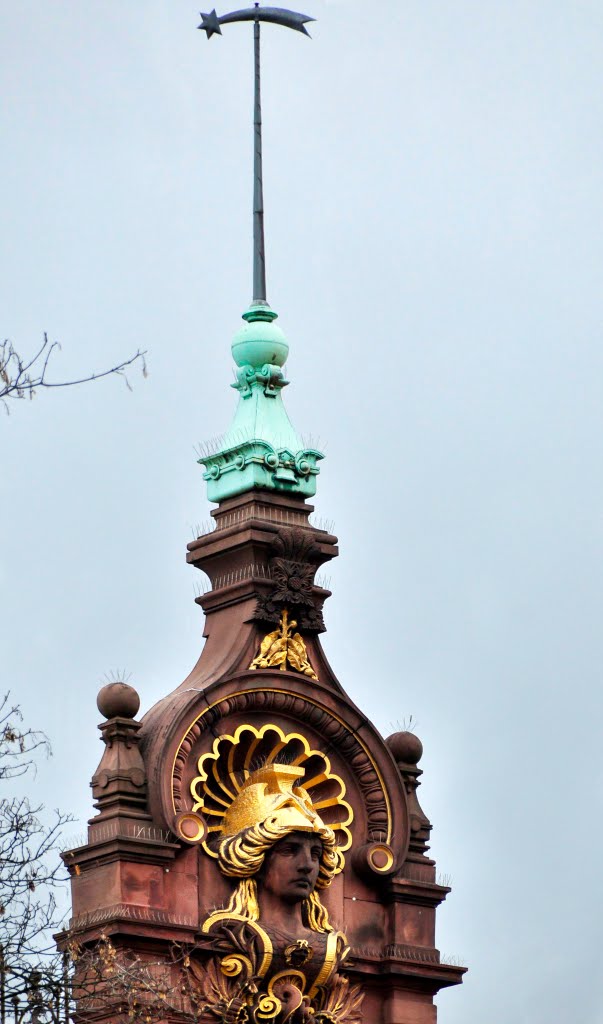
<box><xmin>214</xmin><ymin>763</ymin><xmax>342</xmax><ymax>933</ymax></box>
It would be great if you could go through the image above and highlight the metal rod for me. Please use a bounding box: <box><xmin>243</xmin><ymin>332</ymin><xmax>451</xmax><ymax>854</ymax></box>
<box><xmin>253</xmin><ymin>17</ymin><xmax>267</xmax><ymax>304</ymax></box>
<box><xmin>199</xmin><ymin>6</ymin><xmax>314</xmax><ymax>305</ymax></box>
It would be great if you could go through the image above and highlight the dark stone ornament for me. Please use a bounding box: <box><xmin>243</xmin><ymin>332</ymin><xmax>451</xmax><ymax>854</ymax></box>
<box><xmin>285</xmin><ymin>939</ymin><xmax>314</xmax><ymax>967</ymax></box>
<box><xmin>254</xmin><ymin>527</ymin><xmax>326</xmax><ymax>633</ymax></box>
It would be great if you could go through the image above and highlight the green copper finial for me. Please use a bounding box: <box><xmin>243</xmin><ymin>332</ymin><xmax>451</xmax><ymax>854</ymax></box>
<box><xmin>199</xmin><ymin>304</ymin><xmax>323</xmax><ymax>502</ymax></box>
<box><xmin>197</xmin><ymin>7</ymin><xmax>322</xmax><ymax>503</ymax></box>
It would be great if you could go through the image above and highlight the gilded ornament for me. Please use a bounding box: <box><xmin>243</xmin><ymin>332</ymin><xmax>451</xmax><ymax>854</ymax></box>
<box><xmin>189</xmin><ymin>722</ymin><xmax>353</xmax><ymax>859</ymax></box>
<box><xmin>172</xmin><ymin>689</ymin><xmax>393</xmax><ymax>848</ymax></box>
<box><xmin>185</xmin><ymin>723</ymin><xmax>361</xmax><ymax>1022</ymax></box>
<box><xmin>249</xmin><ymin>609</ymin><xmax>318</xmax><ymax>679</ymax></box>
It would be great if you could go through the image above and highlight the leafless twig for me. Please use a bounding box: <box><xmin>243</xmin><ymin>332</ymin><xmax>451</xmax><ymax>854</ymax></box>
<box><xmin>0</xmin><ymin>334</ymin><xmax>148</xmax><ymax>413</ymax></box>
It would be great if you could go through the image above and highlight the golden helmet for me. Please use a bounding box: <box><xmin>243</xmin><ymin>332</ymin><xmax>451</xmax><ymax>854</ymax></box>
<box><xmin>222</xmin><ymin>763</ymin><xmax>328</xmax><ymax>837</ymax></box>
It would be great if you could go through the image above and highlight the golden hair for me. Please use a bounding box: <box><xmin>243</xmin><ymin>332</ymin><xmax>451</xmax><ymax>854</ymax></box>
<box><xmin>223</xmin><ymin>878</ymin><xmax>260</xmax><ymax>921</ymax></box>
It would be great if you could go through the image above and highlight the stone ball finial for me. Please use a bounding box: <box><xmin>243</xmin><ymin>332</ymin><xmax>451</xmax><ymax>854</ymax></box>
<box><xmin>386</xmin><ymin>730</ymin><xmax>423</xmax><ymax>765</ymax></box>
<box><xmin>97</xmin><ymin>682</ymin><xmax>140</xmax><ymax>720</ymax></box>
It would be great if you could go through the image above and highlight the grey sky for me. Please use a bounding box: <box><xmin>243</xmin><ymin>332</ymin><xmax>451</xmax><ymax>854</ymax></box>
<box><xmin>2</xmin><ymin>1</ymin><xmax>603</xmax><ymax>1020</ymax></box>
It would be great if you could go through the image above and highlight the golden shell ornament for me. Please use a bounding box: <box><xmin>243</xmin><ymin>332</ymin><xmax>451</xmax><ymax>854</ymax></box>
<box><xmin>189</xmin><ymin>723</ymin><xmax>353</xmax><ymax>867</ymax></box>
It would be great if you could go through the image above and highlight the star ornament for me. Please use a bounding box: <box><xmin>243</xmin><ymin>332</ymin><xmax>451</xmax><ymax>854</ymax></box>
<box><xmin>198</xmin><ymin>10</ymin><xmax>222</xmax><ymax>38</ymax></box>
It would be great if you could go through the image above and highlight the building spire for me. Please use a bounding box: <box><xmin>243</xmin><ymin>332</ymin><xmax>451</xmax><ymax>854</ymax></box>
<box><xmin>199</xmin><ymin>5</ymin><xmax>314</xmax><ymax>307</ymax></box>
<box><xmin>197</xmin><ymin>5</ymin><xmax>322</xmax><ymax>504</ymax></box>
<box><xmin>253</xmin><ymin>14</ymin><xmax>266</xmax><ymax>305</ymax></box>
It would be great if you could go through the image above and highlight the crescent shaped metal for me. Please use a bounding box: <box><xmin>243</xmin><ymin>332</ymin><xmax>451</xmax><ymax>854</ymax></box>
<box><xmin>199</xmin><ymin>7</ymin><xmax>315</xmax><ymax>38</ymax></box>
<box><xmin>198</xmin><ymin>5</ymin><xmax>315</xmax><ymax>303</ymax></box>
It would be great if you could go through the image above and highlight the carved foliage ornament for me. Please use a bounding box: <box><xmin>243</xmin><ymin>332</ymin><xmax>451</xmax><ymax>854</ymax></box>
<box><xmin>254</xmin><ymin>528</ymin><xmax>326</xmax><ymax>633</ymax></box>
<box><xmin>190</xmin><ymin>919</ymin><xmax>363</xmax><ymax>1023</ymax></box>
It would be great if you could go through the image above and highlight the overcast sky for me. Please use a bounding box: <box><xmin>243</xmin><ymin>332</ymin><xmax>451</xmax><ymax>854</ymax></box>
<box><xmin>2</xmin><ymin>1</ymin><xmax>603</xmax><ymax>1021</ymax></box>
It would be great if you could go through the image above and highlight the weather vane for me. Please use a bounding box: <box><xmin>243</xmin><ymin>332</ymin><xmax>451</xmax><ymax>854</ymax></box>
<box><xmin>199</xmin><ymin>5</ymin><xmax>315</xmax><ymax>308</ymax></box>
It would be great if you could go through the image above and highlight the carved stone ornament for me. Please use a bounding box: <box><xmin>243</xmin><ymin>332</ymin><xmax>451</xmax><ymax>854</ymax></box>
<box><xmin>254</xmin><ymin>528</ymin><xmax>326</xmax><ymax>633</ymax></box>
<box><xmin>189</xmin><ymin>920</ymin><xmax>363</xmax><ymax>1023</ymax></box>
<box><xmin>249</xmin><ymin>609</ymin><xmax>318</xmax><ymax>680</ymax></box>
<box><xmin>171</xmin><ymin>691</ymin><xmax>394</xmax><ymax>844</ymax></box>
<box><xmin>188</xmin><ymin>759</ymin><xmax>363</xmax><ymax>1024</ymax></box>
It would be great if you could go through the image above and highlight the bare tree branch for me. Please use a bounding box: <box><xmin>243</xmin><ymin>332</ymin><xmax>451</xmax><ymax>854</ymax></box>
<box><xmin>0</xmin><ymin>335</ymin><xmax>148</xmax><ymax>413</ymax></box>
<box><xmin>0</xmin><ymin>699</ymin><xmax>216</xmax><ymax>1024</ymax></box>
<box><xmin>0</xmin><ymin>694</ymin><xmax>73</xmax><ymax>1015</ymax></box>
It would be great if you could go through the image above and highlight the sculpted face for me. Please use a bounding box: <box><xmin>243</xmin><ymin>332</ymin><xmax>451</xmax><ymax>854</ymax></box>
<box><xmin>260</xmin><ymin>831</ymin><xmax>322</xmax><ymax>904</ymax></box>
